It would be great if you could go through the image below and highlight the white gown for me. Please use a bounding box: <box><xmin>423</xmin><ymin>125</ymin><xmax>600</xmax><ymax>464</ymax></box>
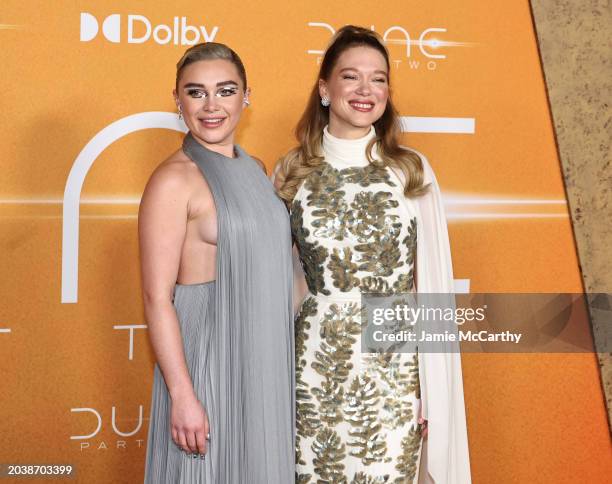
<box><xmin>291</xmin><ymin>126</ymin><xmax>471</xmax><ymax>484</ymax></box>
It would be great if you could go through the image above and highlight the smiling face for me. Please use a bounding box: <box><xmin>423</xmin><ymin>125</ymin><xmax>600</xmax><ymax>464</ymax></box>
<box><xmin>174</xmin><ymin>59</ymin><xmax>249</xmax><ymax>156</ymax></box>
<box><xmin>319</xmin><ymin>45</ymin><xmax>389</xmax><ymax>139</ymax></box>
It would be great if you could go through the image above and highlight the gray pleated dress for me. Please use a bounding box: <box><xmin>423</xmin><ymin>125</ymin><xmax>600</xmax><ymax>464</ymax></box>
<box><xmin>144</xmin><ymin>133</ymin><xmax>295</xmax><ymax>484</ymax></box>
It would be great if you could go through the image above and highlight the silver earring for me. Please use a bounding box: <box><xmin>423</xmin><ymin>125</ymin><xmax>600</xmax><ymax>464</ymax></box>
<box><xmin>177</xmin><ymin>106</ymin><xmax>183</xmax><ymax>120</ymax></box>
<box><xmin>243</xmin><ymin>98</ymin><xmax>250</xmax><ymax>106</ymax></box>
<box><xmin>321</xmin><ymin>96</ymin><xmax>330</xmax><ymax>107</ymax></box>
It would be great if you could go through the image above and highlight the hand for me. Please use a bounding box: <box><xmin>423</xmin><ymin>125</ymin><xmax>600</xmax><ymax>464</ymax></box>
<box><xmin>170</xmin><ymin>392</ymin><xmax>210</xmax><ymax>456</ymax></box>
<box><xmin>418</xmin><ymin>404</ymin><xmax>428</xmax><ymax>438</ymax></box>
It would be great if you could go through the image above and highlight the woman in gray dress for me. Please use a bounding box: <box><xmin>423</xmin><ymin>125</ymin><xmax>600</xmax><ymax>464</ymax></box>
<box><xmin>139</xmin><ymin>42</ymin><xmax>294</xmax><ymax>483</ymax></box>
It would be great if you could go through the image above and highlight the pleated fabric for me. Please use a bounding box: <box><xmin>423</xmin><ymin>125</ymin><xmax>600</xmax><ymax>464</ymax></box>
<box><xmin>145</xmin><ymin>282</ymin><xmax>217</xmax><ymax>483</ymax></box>
<box><xmin>144</xmin><ymin>132</ymin><xmax>295</xmax><ymax>484</ymax></box>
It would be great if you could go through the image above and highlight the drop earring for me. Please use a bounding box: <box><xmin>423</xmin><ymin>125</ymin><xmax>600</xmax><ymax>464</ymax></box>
<box><xmin>177</xmin><ymin>105</ymin><xmax>183</xmax><ymax>120</ymax></box>
<box><xmin>321</xmin><ymin>96</ymin><xmax>330</xmax><ymax>107</ymax></box>
<box><xmin>243</xmin><ymin>98</ymin><xmax>250</xmax><ymax>106</ymax></box>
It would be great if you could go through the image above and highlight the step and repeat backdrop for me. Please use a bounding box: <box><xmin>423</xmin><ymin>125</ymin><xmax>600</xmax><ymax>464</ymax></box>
<box><xmin>1</xmin><ymin>1</ymin><xmax>609</xmax><ymax>482</ymax></box>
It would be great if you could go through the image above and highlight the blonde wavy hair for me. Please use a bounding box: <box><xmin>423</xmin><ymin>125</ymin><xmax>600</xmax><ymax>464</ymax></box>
<box><xmin>276</xmin><ymin>25</ymin><xmax>429</xmax><ymax>204</ymax></box>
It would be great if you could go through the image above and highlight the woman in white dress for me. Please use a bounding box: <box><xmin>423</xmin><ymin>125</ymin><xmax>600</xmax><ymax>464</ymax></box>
<box><xmin>276</xmin><ymin>25</ymin><xmax>471</xmax><ymax>483</ymax></box>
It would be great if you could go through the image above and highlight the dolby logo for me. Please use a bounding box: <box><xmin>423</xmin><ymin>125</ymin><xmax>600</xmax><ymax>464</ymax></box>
<box><xmin>79</xmin><ymin>13</ymin><xmax>219</xmax><ymax>45</ymax></box>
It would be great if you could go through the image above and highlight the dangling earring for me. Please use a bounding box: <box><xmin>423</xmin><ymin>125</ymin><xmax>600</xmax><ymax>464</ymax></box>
<box><xmin>177</xmin><ymin>105</ymin><xmax>183</xmax><ymax>120</ymax></box>
<box><xmin>243</xmin><ymin>98</ymin><xmax>250</xmax><ymax>106</ymax></box>
<box><xmin>321</xmin><ymin>96</ymin><xmax>330</xmax><ymax>107</ymax></box>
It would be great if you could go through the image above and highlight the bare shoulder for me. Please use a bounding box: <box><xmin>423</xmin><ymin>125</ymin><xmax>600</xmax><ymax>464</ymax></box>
<box><xmin>141</xmin><ymin>149</ymin><xmax>202</xmax><ymax>204</ymax></box>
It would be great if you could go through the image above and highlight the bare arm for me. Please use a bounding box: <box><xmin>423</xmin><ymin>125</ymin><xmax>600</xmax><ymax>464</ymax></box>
<box><xmin>139</xmin><ymin>162</ymin><xmax>192</xmax><ymax>399</ymax></box>
<box><xmin>138</xmin><ymin>160</ymin><xmax>209</xmax><ymax>455</ymax></box>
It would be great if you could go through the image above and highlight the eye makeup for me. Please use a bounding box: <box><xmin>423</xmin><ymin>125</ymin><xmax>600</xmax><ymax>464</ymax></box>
<box><xmin>186</xmin><ymin>88</ymin><xmax>207</xmax><ymax>99</ymax></box>
<box><xmin>218</xmin><ymin>86</ymin><xmax>238</xmax><ymax>97</ymax></box>
<box><xmin>183</xmin><ymin>85</ymin><xmax>239</xmax><ymax>99</ymax></box>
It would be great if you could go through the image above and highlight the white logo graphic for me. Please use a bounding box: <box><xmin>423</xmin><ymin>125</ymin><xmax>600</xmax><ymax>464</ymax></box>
<box><xmin>307</xmin><ymin>22</ymin><xmax>473</xmax><ymax>71</ymax></box>
<box><xmin>80</xmin><ymin>12</ymin><xmax>219</xmax><ymax>45</ymax></box>
<box><xmin>80</xmin><ymin>13</ymin><xmax>120</xmax><ymax>42</ymax></box>
<box><xmin>70</xmin><ymin>406</ymin><xmax>144</xmax><ymax>440</ymax></box>
<box><xmin>114</xmin><ymin>324</ymin><xmax>148</xmax><ymax>360</ymax></box>
<box><xmin>70</xmin><ymin>406</ymin><xmax>145</xmax><ymax>450</ymax></box>
<box><xmin>61</xmin><ymin>112</ymin><xmax>187</xmax><ymax>303</ymax></box>
<box><xmin>400</xmin><ymin>116</ymin><xmax>475</xmax><ymax>134</ymax></box>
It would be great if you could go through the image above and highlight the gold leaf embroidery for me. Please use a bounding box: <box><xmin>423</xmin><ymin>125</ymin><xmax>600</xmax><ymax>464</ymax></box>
<box><xmin>312</xmin><ymin>427</ymin><xmax>347</xmax><ymax>483</ymax></box>
<box><xmin>291</xmin><ymin>199</ymin><xmax>330</xmax><ymax>295</ymax></box>
<box><xmin>344</xmin><ymin>374</ymin><xmax>388</xmax><ymax>465</ymax></box>
<box><xmin>328</xmin><ymin>247</ymin><xmax>360</xmax><ymax>292</ymax></box>
<box><xmin>394</xmin><ymin>424</ymin><xmax>423</xmax><ymax>483</ymax></box>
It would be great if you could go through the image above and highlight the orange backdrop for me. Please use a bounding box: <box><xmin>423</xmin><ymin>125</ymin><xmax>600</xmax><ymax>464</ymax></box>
<box><xmin>0</xmin><ymin>1</ymin><xmax>609</xmax><ymax>482</ymax></box>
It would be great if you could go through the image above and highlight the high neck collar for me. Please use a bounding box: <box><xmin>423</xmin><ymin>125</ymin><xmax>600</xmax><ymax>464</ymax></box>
<box><xmin>183</xmin><ymin>132</ymin><xmax>246</xmax><ymax>162</ymax></box>
<box><xmin>322</xmin><ymin>125</ymin><xmax>377</xmax><ymax>166</ymax></box>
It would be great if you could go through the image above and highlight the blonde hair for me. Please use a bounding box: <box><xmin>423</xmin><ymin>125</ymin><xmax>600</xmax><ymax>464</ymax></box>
<box><xmin>175</xmin><ymin>42</ymin><xmax>247</xmax><ymax>90</ymax></box>
<box><xmin>276</xmin><ymin>25</ymin><xmax>428</xmax><ymax>204</ymax></box>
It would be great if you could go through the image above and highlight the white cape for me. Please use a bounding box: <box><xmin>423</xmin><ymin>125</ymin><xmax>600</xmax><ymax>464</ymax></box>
<box><xmin>393</xmin><ymin>152</ymin><xmax>472</xmax><ymax>484</ymax></box>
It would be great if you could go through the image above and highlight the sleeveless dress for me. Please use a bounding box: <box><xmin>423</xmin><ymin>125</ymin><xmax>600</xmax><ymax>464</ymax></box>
<box><xmin>292</xmin><ymin>126</ymin><xmax>424</xmax><ymax>483</ymax></box>
<box><xmin>144</xmin><ymin>133</ymin><xmax>295</xmax><ymax>484</ymax></box>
